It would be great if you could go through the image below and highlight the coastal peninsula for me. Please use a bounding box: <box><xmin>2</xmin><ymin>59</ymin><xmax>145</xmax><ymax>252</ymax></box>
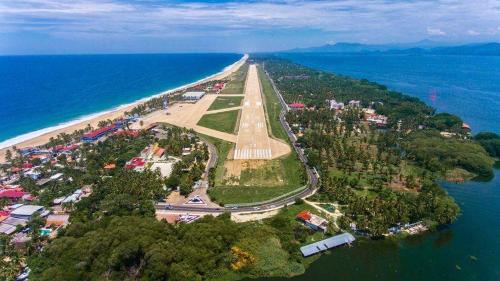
<box><xmin>0</xmin><ymin>55</ymin><xmax>497</xmax><ymax>281</ymax></box>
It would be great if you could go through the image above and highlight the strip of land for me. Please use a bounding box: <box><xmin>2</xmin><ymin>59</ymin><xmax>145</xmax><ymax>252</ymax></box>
<box><xmin>137</xmin><ymin>64</ymin><xmax>290</xmax><ymax>160</ymax></box>
<box><xmin>207</xmin><ymin>96</ymin><xmax>244</xmax><ymax>111</ymax></box>
<box><xmin>234</xmin><ymin>64</ymin><xmax>273</xmax><ymax>159</ymax></box>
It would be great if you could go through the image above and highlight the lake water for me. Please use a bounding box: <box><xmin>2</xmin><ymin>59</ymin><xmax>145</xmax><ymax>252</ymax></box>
<box><xmin>258</xmin><ymin>169</ymin><xmax>500</xmax><ymax>281</ymax></box>
<box><xmin>278</xmin><ymin>53</ymin><xmax>500</xmax><ymax>134</ymax></box>
<box><xmin>256</xmin><ymin>53</ymin><xmax>500</xmax><ymax>281</ymax></box>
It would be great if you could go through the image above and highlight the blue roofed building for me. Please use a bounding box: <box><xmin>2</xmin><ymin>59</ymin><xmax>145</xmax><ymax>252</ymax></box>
<box><xmin>300</xmin><ymin>232</ymin><xmax>355</xmax><ymax>257</ymax></box>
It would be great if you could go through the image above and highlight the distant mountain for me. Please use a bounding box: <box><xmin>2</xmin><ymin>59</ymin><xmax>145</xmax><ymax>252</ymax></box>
<box><xmin>284</xmin><ymin>42</ymin><xmax>500</xmax><ymax>56</ymax></box>
<box><xmin>429</xmin><ymin>43</ymin><xmax>500</xmax><ymax>56</ymax></box>
<box><xmin>286</xmin><ymin>42</ymin><xmax>394</xmax><ymax>53</ymax></box>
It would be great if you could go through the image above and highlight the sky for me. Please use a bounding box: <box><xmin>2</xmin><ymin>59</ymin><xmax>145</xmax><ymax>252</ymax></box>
<box><xmin>0</xmin><ymin>0</ymin><xmax>499</xmax><ymax>55</ymax></box>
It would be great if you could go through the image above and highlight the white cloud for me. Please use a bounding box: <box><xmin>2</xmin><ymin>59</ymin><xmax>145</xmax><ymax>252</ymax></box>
<box><xmin>467</xmin><ymin>30</ymin><xmax>480</xmax><ymax>36</ymax></box>
<box><xmin>427</xmin><ymin>27</ymin><xmax>446</xmax><ymax>36</ymax></box>
<box><xmin>1</xmin><ymin>0</ymin><xmax>499</xmax><ymax>44</ymax></box>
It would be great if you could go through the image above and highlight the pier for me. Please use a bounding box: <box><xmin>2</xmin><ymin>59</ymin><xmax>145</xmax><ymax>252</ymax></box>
<box><xmin>300</xmin><ymin>233</ymin><xmax>355</xmax><ymax>257</ymax></box>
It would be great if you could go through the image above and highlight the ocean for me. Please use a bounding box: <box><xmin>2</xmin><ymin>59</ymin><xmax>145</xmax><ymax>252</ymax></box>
<box><xmin>0</xmin><ymin>53</ymin><xmax>242</xmax><ymax>147</ymax></box>
<box><xmin>252</xmin><ymin>53</ymin><xmax>500</xmax><ymax>281</ymax></box>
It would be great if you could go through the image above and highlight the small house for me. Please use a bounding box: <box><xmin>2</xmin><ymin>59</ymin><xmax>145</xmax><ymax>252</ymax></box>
<box><xmin>296</xmin><ymin>210</ymin><xmax>328</xmax><ymax>232</ymax></box>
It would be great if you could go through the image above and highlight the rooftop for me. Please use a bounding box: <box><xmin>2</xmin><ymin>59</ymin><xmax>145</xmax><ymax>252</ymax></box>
<box><xmin>82</xmin><ymin>124</ymin><xmax>118</xmax><ymax>139</ymax></box>
<box><xmin>300</xmin><ymin>233</ymin><xmax>355</xmax><ymax>257</ymax></box>
<box><xmin>0</xmin><ymin>188</ymin><xmax>25</xmax><ymax>199</ymax></box>
<box><xmin>183</xmin><ymin>91</ymin><xmax>205</xmax><ymax>98</ymax></box>
<box><xmin>45</xmin><ymin>214</ymin><xmax>70</xmax><ymax>227</ymax></box>
<box><xmin>10</xmin><ymin>205</ymin><xmax>44</xmax><ymax>216</ymax></box>
<box><xmin>0</xmin><ymin>223</ymin><xmax>17</xmax><ymax>235</ymax></box>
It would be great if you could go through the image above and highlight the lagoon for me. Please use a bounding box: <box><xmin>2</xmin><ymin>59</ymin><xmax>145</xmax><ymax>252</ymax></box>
<box><xmin>258</xmin><ymin>53</ymin><xmax>500</xmax><ymax>281</ymax></box>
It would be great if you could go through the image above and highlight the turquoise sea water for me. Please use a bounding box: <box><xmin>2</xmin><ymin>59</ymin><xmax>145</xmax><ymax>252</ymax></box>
<box><xmin>255</xmin><ymin>53</ymin><xmax>500</xmax><ymax>281</ymax></box>
<box><xmin>0</xmin><ymin>53</ymin><xmax>241</xmax><ymax>145</ymax></box>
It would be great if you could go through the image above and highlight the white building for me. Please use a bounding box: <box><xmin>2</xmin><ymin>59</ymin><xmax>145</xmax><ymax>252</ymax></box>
<box><xmin>10</xmin><ymin>205</ymin><xmax>47</xmax><ymax>220</ymax></box>
<box><xmin>182</xmin><ymin>91</ymin><xmax>205</xmax><ymax>101</ymax></box>
<box><xmin>329</xmin><ymin>99</ymin><xmax>344</xmax><ymax>110</ymax></box>
<box><xmin>348</xmin><ymin>100</ymin><xmax>361</xmax><ymax>107</ymax></box>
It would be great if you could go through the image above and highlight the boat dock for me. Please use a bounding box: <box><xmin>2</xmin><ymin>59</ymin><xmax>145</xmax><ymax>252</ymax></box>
<box><xmin>300</xmin><ymin>232</ymin><xmax>355</xmax><ymax>257</ymax></box>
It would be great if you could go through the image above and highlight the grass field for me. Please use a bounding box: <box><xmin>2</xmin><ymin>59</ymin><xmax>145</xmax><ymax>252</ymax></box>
<box><xmin>210</xmin><ymin>152</ymin><xmax>306</xmax><ymax>204</ymax></box>
<box><xmin>199</xmin><ymin>134</ymin><xmax>233</xmax><ymax>184</ymax></box>
<box><xmin>267</xmin><ymin>202</ymin><xmax>323</xmax><ymax>225</ymax></box>
<box><xmin>257</xmin><ymin>65</ymin><xmax>289</xmax><ymax>142</ymax></box>
<box><xmin>220</xmin><ymin>63</ymin><xmax>248</xmax><ymax>95</ymax></box>
<box><xmin>205</xmin><ymin>65</ymin><xmax>307</xmax><ymax>205</ymax></box>
<box><xmin>207</xmin><ymin>96</ymin><xmax>244</xmax><ymax>111</ymax></box>
<box><xmin>209</xmin><ymin>185</ymin><xmax>300</xmax><ymax>205</ymax></box>
<box><xmin>197</xmin><ymin>109</ymin><xmax>240</xmax><ymax>134</ymax></box>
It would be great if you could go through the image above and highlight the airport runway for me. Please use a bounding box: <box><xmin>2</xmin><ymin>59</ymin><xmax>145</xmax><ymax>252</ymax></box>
<box><xmin>234</xmin><ymin>64</ymin><xmax>273</xmax><ymax>159</ymax></box>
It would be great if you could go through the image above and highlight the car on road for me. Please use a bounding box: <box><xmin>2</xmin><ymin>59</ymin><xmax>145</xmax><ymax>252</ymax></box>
<box><xmin>231</xmin><ymin>206</ymin><xmax>238</xmax><ymax>210</ymax></box>
<box><xmin>164</xmin><ymin>204</ymin><xmax>173</xmax><ymax>210</ymax></box>
<box><xmin>270</xmin><ymin>204</ymin><xmax>276</xmax><ymax>208</ymax></box>
<box><xmin>253</xmin><ymin>206</ymin><xmax>260</xmax><ymax>211</ymax></box>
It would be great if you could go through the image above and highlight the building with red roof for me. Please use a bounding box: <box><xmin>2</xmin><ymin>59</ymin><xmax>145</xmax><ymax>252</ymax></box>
<box><xmin>114</xmin><ymin>130</ymin><xmax>140</xmax><ymax>138</ymax></box>
<box><xmin>54</xmin><ymin>144</ymin><xmax>80</xmax><ymax>153</ymax></box>
<box><xmin>0</xmin><ymin>188</ymin><xmax>26</xmax><ymax>201</ymax></box>
<box><xmin>296</xmin><ymin>210</ymin><xmax>328</xmax><ymax>232</ymax></box>
<box><xmin>296</xmin><ymin>210</ymin><xmax>312</xmax><ymax>221</ymax></box>
<box><xmin>81</xmin><ymin>123</ymin><xmax>121</xmax><ymax>143</ymax></box>
<box><xmin>0</xmin><ymin>211</ymin><xmax>10</xmax><ymax>217</ymax></box>
<box><xmin>289</xmin><ymin>103</ymin><xmax>305</xmax><ymax>109</ymax></box>
<box><xmin>213</xmin><ymin>82</ymin><xmax>225</xmax><ymax>92</ymax></box>
<box><xmin>125</xmin><ymin>157</ymin><xmax>146</xmax><ymax>171</ymax></box>
<box><xmin>462</xmin><ymin>123</ymin><xmax>471</xmax><ymax>131</ymax></box>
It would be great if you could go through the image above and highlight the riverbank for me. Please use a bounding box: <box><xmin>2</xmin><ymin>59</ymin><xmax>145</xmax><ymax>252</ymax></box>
<box><xmin>0</xmin><ymin>54</ymin><xmax>248</xmax><ymax>162</ymax></box>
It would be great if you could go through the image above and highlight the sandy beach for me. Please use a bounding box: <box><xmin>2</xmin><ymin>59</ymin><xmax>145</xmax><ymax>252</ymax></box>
<box><xmin>133</xmin><ymin>64</ymin><xmax>291</xmax><ymax>160</ymax></box>
<box><xmin>0</xmin><ymin>54</ymin><xmax>248</xmax><ymax>162</ymax></box>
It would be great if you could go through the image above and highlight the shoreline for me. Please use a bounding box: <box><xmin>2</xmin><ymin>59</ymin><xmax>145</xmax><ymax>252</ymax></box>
<box><xmin>0</xmin><ymin>54</ymin><xmax>248</xmax><ymax>161</ymax></box>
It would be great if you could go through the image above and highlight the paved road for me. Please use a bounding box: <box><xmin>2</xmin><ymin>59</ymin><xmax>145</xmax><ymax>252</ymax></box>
<box><xmin>234</xmin><ymin>64</ymin><xmax>273</xmax><ymax>159</ymax></box>
<box><xmin>155</xmin><ymin>62</ymin><xmax>319</xmax><ymax>214</ymax></box>
<box><xmin>200</xmin><ymin>137</ymin><xmax>218</xmax><ymax>172</ymax></box>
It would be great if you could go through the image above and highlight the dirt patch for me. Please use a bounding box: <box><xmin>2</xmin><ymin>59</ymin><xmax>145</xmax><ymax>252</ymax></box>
<box><xmin>222</xmin><ymin>159</ymin><xmax>285</xmax><ymax>187</ymax></box>
<box><xmin>231</xmin><ymin>210</ymin><xmax>280</xmax><ymax>222</ymax></box>
<box><xmin>164</xmin><ymin>190</ymin><xmax>186</xmax><ymax>204</ymax></box>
